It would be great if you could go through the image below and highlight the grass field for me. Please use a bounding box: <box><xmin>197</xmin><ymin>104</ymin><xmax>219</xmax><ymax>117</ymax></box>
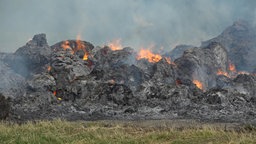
<box><xmin>0</xmin><ymin>119</ymin><xmax>256</xmax><ymax>144</ymax></box>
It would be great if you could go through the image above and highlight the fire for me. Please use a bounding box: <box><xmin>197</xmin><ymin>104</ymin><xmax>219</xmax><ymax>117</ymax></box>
<box><xmin>216</xmin><ymin>69</ymin><xmax>230</xmax><ymax>77</ymax></box>
<box><xmin>76</xmin><ymin>35</ymin><xmax>85</xmax><ymax>51</ymax></box>
<box><xmin>108</xmin><ymin>39</ymin><xmax>122</xmax><ymax>51</ymax></box>
<box><xmin>52</xmin><ymin>91</ymin><xmax>62</xmax><ymax>100</ymax></box>
<box><xmin>137</xmin><ymin>49</ymin><xmax>162</xmax><ymax>63</ymax></box>
<box><xmin>83</xmin><ymin>53</ymin><xmax>89</xmax><ymax>60</ymax></box>
<box><xmin>164</xmin><ymin>57</ymin><xmax>176</xmax><ymax>65</ymax></box>
<box><xmin>53</xmin><ymin>91</ymin><xmax>57</xmax><ymax>96</ymax></box>
<box><xmin>61</xmin><ymin>35</ymin><xmax>85</xmax><ymax>51</ymax></box>
<box><xmin>61</xmin><ymin>40</ymin><xmax>70</xmax><ymax>50</ymax></box>
<box><xmin>216</xmin><ymin>61</ymin><xmax>237</xmax><ymax>78</ymax></box>
<box><xmin>165</xmin><ymin>57</ymin><xmax>171</xmax><ymax>64</ymax></box>
<box><xmin>193</xmin><ymin>80</ymin><xmax>203</xmax><ymax>90</ymax></box>
<box><xmin>47</xmin><ymin>66</ymin><xmax>51</xmax><ymax>72</ymax></box>
<box><xmin>229</xmin><ymin>63</ymin><xmax>236</xmax><ymax>72</ymax></box>
<box><xmin>76</xmin><ymin>34</ymin><xmax>90</xmax><ymax>61</ymax></box>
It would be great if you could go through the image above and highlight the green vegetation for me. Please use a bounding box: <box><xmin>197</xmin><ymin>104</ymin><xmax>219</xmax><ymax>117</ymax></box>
<box><xmin>0</xmin><ymin>120</ymin><xmax>255</xmax><ymax>144</ymax></box>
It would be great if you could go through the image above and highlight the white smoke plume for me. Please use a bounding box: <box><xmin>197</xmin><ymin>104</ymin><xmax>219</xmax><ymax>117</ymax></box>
<box><xmin>0</xmin><ymin>0</ymin><xmax>256</xmax><ymax>52</ymax></box>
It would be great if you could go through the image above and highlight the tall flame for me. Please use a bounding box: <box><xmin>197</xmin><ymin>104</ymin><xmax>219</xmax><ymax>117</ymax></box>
<box><xmin>76</xmin><ymin>35</ymin><xmax>85</xmax><ymax>51</ymax></box>
<box><xmin>137</xmin><ymin>49</ymin><xmax>162</xmax><ymax>63</ymax></box>
<box><xmin>193</xmin><ymin>80</ymin><xmax>203</xmax><ymax>90</ymax></box>
<box><xmin>76</xmin><ymin>34</ymin><xmax>90</xmax><ymax>61</ymax></box>
<box><xmin>108</xmin><ymin>39</ymin><xmax>122</xmax><ymax>51</ymax></box>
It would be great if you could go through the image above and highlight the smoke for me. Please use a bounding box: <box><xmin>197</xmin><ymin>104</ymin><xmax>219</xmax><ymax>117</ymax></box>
<box><xmin>0</xmin><ymin>0</ymin><xmax>256</xmax><ymax>52</ymax></box>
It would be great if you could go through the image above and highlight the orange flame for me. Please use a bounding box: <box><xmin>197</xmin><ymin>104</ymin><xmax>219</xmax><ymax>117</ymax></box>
<box><xmin>229</xmin><ymin>63</ymin><xmax>236</xmax><ymax>72</ymax></box>
<box><xmin>53</xmin><ymin>91</ymin><xmax>57</xmax><ymax>96</ymax></box>
<box><xmin>193</xmin><ymin>80</ymin><xmax>203</xmax><ymax>90</ymax></box>
<box><xmin>165</xmin><ymin>57</ymin><xmax>171</xmax><ymax>64</ymax></box>
<box><xmin>47</xmin><ymin>66</ymin><xmax>51</xmax><ymax>72</ymax></box>
<box><xmin>108</xmin><ymin>39</ymin><xmax>122</xmax><ymax>51</ymax></box>
<box><xmin>76</xmin><ymin>34</ymin><xmax>90</xmax><ymax>61</ymax></box>
<box><xmin>83</xmin><ymin>53</ymin><xmax>89</xmax><ymax>60</ymax></box>
<box><xmin>53</xmin><ymin>91</ymin><xmax>62</xmax><ymax>100</ymax></box>
<box><xmin>61</xmin><ymin>40</ymin><xmax>70</xmax><ymax>50</ymax></box>
<box><xmin>137</xmin><ymin>49</ymin><xmax>162</xmax><ymax>63</ymax></box>
<box><xmin>60</xmin><ymin>34</ymin><xmax>90</xmax><ymax>61</ymax></box>
<box><xmin>164</xmin><ymin>57</ymin><xmax>176</xmax><ymax>65</ymax></box>
<box><xmin>76</xmin><ymin>35</ymin><xmax>85</xmax><ymax>51</ymax></box>
<box><xmin>216</xmin><ymin>69</ymin><xmax>230</xmax><ymax>77</ymax></box>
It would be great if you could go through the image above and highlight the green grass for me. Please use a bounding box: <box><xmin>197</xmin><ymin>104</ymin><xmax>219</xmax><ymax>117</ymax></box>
<box><xmin>0</xmin><ymin>119</ymin><xmax>255</xmax><ymax>144</ymax></box>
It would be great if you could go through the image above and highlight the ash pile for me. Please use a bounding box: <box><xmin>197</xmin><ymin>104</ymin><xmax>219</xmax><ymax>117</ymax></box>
<box><xmin>1</xmin><ymin>20</ymin><xmax>256</xmax><ymax>123</ymax></box>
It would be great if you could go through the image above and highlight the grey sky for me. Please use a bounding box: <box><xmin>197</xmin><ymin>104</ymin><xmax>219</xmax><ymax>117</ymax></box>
<box><xmin>0</xmin><ymin>0</ymin><xmax>255</xmax><ymax>52</ymax></box>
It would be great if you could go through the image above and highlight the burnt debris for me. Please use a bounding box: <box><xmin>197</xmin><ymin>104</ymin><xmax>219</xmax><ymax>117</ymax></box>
<box><xmin>1</xmin><ymin>21</ymin><xmax>256</xmax><ymax>123</ymax></box>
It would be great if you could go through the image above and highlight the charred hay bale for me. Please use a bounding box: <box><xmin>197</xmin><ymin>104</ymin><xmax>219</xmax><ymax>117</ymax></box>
<box><xmin>216</xmin><ymin>75</ymin><xmax>233</xmax><ymax>88</ymax></box>
<box><xmin>51</xmin><ymin>40</ymin><xmax>94</xmax><ymax>60</ymax></box>
<box><xmin>11</xmin><ymin>34</ymin><xmax>52</xmax><ymax>76</ymax></box>
<box><xmin>27</xmin><ymin>73</ymin><xmax>56</xmax><ymax>91</ymax></box>
<box><xmin>150</xmin><ymin>58</ymin><xmax>177</xmax><ymax>84</ymax></box>
<box><xmin>91</xmin><ymin>46</ymin><xmax>146</xmax><ymax>89</ymax></box>
<box><xmin>233</xmin><ymin>74</ymin><xmax>256</xmax><ymax>99</ymax></box>
<box><xmin>0</xmin><ymin>93</ymin><xmax>10</xmax><ymax>120</ymax></box>
<box><xmin>51</xmin><ymin>40</ymin><xmax>94</xmax><ymax>52</ymax></box>
<box><xmin>93</xmin><ymin>46</ymin><xmax>135</xmax><ymax>66</ymax></box>
<box><xmin>233</xmin><ymin>74</ymin><xmax>256</xmax><ymax>83</ymax></box>
<box><xmin>48</xmin><ymin>50</ymin><xmax>92</xmax><ymax>101</ymax></box>
<box><xmin>164</xmin><ymin>44</ymin><xmax>194</xmax><ymax>60</ymax></box>
<box><xmin>204</xmin><ymin>88</ymin><xmax>228</xmax><ymax>105</ymax></box>
<box><xmin>138</xmin><ymin>81</ymin><xmax>199</xmax><ymax>109</ymax></box>
<box><xmin>96</xmin><ymin>83</ymin><xmax>135</xmax><ymax>106</ymax></box>
<box><xmin>175</xmin><ymin>42</ymin><xmax>229</xmax><ymax>90</ymax></box>
<box><xmin>135</xmin><ymin>59</ymin><xmax>155</xmax><ymax>78</ymax></box>
<box><xmin>202</xmin><ymin>20</ymin><xmax>256</xmax><ymax>72</ymax></box>
<box><xmin>80</xmin><ymin>82</ymin><xmax>135</xmax><ymax>107</ymax></box>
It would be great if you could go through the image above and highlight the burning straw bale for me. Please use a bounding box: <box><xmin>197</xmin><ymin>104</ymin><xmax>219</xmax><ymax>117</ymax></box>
<box><xmin>1</xmin><ymin>21</ymin><xmax>256</xmax><ymax>123</ymax></box>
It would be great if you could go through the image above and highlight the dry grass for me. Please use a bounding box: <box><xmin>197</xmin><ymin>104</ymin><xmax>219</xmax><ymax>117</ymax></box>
<box><xmin>0</xmin><ymin>119</ymin><xmax>255</xmax><ymax>144</ymax></box>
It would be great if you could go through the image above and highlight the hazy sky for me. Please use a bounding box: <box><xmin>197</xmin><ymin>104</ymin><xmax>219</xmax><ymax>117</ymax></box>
<box><xmin>0</xmin><ymin>0</ymin><xmax>256</xmax><ymax>52</ymax></box>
